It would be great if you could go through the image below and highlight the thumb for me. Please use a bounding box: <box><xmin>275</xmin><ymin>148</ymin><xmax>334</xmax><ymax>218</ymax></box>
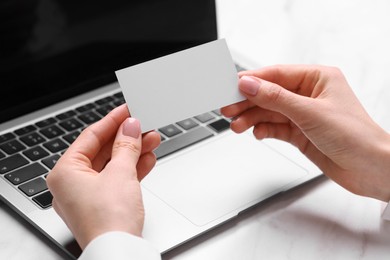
<box><xmin>109</xmin><ymin>117</ymin><xmax>142</xmax><ymax>177</ymax></box>
<box><xmin>239</xmin><ymin>75</ymin><xmax>311</xmax><ymax>120</ymax></box>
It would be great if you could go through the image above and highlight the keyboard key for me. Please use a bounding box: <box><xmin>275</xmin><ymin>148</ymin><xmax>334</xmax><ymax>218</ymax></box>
<box><xmin>0</xmin><ymin>132</ymin><xmax>16</xmax><ymax>144</ymax></box>
<box><xmin>78</xmin><ymin>111</ymin><xmax>101</xmax><ymax>124</ymax></box>
<box><xmin>43</xmin><ymin>138</ymin><xmax>68</xmax><ymax>153</ymax></box>
<box><xmin>35</xmin><ymin>117</ymin><xmax>57</xmax><ymax>128</ymax></box>
<box><xmin>177</xmin><ymin>118</ymin><xmax>199</xmax><ymax>130</ymax></box>
<box><xmin>14</xmin><ymin>125</ymin><xmax>37</xmax><ymax>136</ymax></box>
<box><xmin>5</xmin><ymin>163</ymin><xmax>48</xmax><ymax>185</ymax></box>
<box><xmin>0</xmin><ymin>151</ymin><xmax>4</xmax><ymax>159</ymax></box>
<box><xmin>95</xmin><ymin>96</ymin><xmax>114</xmax><ymax>105</ymax></box>
<box><xmin>154</xmin><ymin>127</ymin><xmax>213</xmax><ymax>159</ymax></box>
<box><xmin>113</xmin><ymin>92</ymin><xmax>124</xmax><ymax>99</ymax></box>
<box><xmin>113</xmin><ymin>99</ymin><xmax>125</xmax><ymax>107</ymax></box>
<box><xmin>20</xmin><ymin>132</ymin><xmax>46</xmax><ymax>147</ymax></box>
<box><xmin>42</xmin><ymin>154</ymin><xmax>61</xmax><ymax>169</ymax></box>
<box><xmin>40</xmin><ymin>125</ymin><xmax>65</xmax><ymax>139</ymax></box>
<box><xmin>59</xmin><ymin>118</ymin><xmax>83</xmax><ymax>131</ymax></box>
<box><xmin>56</xmin><ymin>110</ymin><xmax>77</xmax><ymax>120</ymax></box>
<box><xmin>19</xmin><ymin>177</ymin><xmax>48</xmax><ymax>197</ymax></box>
<box><xmin>33</xmin><ymin>191</ymin><xmax>53</xmax><ymax>208</ymax></box>
<box><xmin>96</xmin><ymin>104</ymin><xmax>114</xmax><ymax>116</ymax></box>
<box><xmin>76</xmin><ymin>103</ymin><xmax>96</xmax><ymax>113</ymax></box>
<box><xmin>159</xmin><ymin>124</ymin><xmax>183</xmax><ymax>138</ymax></box>
<box><xmin>23</xmin><ymin>146</ymin><xmax>50</xmax><ymax>161</ymax></box>
<box><xmin>208</xmin><ymin>119</ymin><xmax>230</xmax><ymax>133</ymax></box>
<box><xmin>0</xmin><ymin>154</ymin><xmax>29</xmax><ymax>174</ymax></box>
<box><xmin>62</xmin><ymin>131</ymin><xmax>80</xmax><ymax>144</ymax></box>
<box><xmin>195</xmin><ymin>112</ymin><xmax>215</xmax><ymax>123</ymax></box>
<box><xmin>0</xmin><ymin>140</ymin><xmax>26</xmax><ymax>155</ymax></box>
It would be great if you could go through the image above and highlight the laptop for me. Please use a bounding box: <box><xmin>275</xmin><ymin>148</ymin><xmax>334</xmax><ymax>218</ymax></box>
<box><xmin>0</xmin><ymin>0</ymin><xmax>322</xmax><ymax>258</ymax></box>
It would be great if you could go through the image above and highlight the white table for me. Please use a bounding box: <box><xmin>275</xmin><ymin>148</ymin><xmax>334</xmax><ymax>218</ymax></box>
<box><xmin>2</xmin><ymin>1</ymin><xmax>390</xmax><ymax>259</ymax></box>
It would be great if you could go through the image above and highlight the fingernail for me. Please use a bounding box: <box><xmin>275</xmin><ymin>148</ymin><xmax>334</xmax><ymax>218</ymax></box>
<box><xmin>240</xmin><ymin>76</ymin><xmax>260</xmax><ymax>96</ymax></box>
<box><xmin>123</xmin><ymin>118</ymin><xmax>141</xmax><ymax>138</ymax></box>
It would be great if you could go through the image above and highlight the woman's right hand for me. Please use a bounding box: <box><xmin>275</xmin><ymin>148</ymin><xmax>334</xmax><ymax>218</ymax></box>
<box><xmin>221</xmin><ymin>65</ymin><xmax>390</xmax><ymax>202</ymax></box>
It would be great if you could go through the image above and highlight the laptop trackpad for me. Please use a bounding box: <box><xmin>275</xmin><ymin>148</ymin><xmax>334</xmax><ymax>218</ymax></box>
<box><xmin>142</xmin><ymin>131</ymin><xmax>308</xmax><ymax>226</ymax></box>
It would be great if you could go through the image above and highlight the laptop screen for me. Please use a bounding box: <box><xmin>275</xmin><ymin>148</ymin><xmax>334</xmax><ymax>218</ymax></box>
<box><xmin>0</xmin><ymin>0</ymin><xmax>217</xmax><ymax>123</ymax></box>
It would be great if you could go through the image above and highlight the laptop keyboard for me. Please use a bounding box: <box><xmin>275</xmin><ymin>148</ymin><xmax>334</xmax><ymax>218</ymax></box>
<box><xmin>0</xmin><ymin>91</ymin><xmax>230</xmax><ymax>209</ymax></box>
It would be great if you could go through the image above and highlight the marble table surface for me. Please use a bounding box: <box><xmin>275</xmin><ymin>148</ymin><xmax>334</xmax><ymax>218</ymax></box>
<box><xmin>2</xmin><ymin>0</ymin><xmax>390</xmax><ymax>259</ymax></box>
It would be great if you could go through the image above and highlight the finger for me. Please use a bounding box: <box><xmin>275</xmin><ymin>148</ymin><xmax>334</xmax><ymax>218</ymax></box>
<box><xmin>89</xmin><ymin>130</ymin><xmax>160</xmax><ymax>173</ymax></box>
<box><xmin>91</xmin><ymin>138</ymin><xmax>114</xmax><ymax>172</ymax></box>
<box><xmin>136</xmin><ymin>152</ymin><xmax>157</xmax><ymax>181</ymax></box>
<box><xmin>230</xmin><ymin>107</ymin><xmax>288</xmax><ymax>133</ymax></box>
<box><xmin>252</xmin><ymin>123</ymin><xmax>295</xmax><ymax>142</ymax></box>
<box><xmin>65</xmin><ymin>104</ymin><xmax>130</xmax><ymax>163</ymax></box>
<box><xmin>90</xmin><ymin>130</ymin><xmax>161</xmax><ymax>172</ymax></box>
<box><xmin>141</xmin><ymin>131</ymin><xmax>161</xmax><ymax>154</ymax></box>
<box><xmin>238</xmin><ymin>76</ymin><xmax>314</xmax><ymax>124</ymax></box>
<box><xmin>220</xmin><ymin>99</ymin><xmax>255</xmax><ymax>118</ymax></box>
<box><xmin>223</xmin><ymin>64</ymin><xmax>319</xmax><ymax>117</ymax></box>
<box><xmin>252</xmin><ymin>122</ymin><xmax>331</xmax><ymax>171</ymax></box>
<box><xmin>106</xmin><ymin>117</ymin><xmax>142</xmax><ymax>179</ymax></box>
<box><xmin>252</xmin><ymin>122</ymin><xmax>317</xmax><ymax>157</ymax></box>
<box><xmin>238</xmin><ymin>65</ymin><xmax>321</xmax><ymax>96</ymax></box>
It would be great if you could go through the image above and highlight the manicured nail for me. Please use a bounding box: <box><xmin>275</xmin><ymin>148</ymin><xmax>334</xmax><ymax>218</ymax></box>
<box><xmin>240</xmin><ymin>76</ymin><xmax>260</xmax><ymax>96</ymax></box>
<box><xmin>123</xmin><ymin>118</ymin><xmax>141</xmax><ymax>138</ymax></box>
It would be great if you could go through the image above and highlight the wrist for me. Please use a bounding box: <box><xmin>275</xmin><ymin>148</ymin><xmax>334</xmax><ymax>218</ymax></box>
<box><xmin>370</xmin><ymin>130</ymin><xmax>390</xmax><ymax>202</ymax></box>
<box><xmin>79</xmin><ymin>221</ymin><xmax>144</xmax><ymax>250</ymax></box>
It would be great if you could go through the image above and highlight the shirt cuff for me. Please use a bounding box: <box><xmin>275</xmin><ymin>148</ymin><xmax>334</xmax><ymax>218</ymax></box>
<box><xmin>79</xmin><ymin>231</ymin><xmax>161</xmax><ymax>260</ymax></box>
<box><xmin>382</xmin><ymin>202</ymin><xmax>390</xmax><ymax>221</ymax></box>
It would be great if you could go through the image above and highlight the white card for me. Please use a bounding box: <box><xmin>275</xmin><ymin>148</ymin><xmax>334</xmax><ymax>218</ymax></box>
<box><xmin>115</xmin><ymin>39</ymin><xmax>244</xmax><ymax>132</ymax></box>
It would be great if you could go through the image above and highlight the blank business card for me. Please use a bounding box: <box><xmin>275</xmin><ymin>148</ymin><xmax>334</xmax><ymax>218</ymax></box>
<box><xmin>115</xmin><ymin>39</ymin><xmax>244</xmax><ymax>133</ymax></box>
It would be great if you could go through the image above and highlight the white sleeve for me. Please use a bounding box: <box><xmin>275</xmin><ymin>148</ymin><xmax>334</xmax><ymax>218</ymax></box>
<box><xmin>78</xmin><ymin>231</ymin><xmax>161</xmax><ymax>260</ymax></box>
<box><xmin>382</xmin><ymin>202</ymin><xmax>390</xmax><ymax>221</ymax></box>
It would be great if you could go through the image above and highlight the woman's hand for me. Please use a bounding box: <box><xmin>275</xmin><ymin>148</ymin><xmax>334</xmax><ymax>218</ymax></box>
<box><xmin>47</xmin><ymin>104</ymin><xmax>160</xmax><ymax>249</ymax></box>
<box><xmin>222</xmin><ymin>65</ymin><xmax>390</xmax><ymax>202</ymax></box>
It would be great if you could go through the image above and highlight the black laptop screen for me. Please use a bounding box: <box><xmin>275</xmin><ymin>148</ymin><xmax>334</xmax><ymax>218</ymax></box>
<box><xmin>0</xmin><ymin>0</ymin><xmax>217</xmax><ymax>123</ymax></box>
